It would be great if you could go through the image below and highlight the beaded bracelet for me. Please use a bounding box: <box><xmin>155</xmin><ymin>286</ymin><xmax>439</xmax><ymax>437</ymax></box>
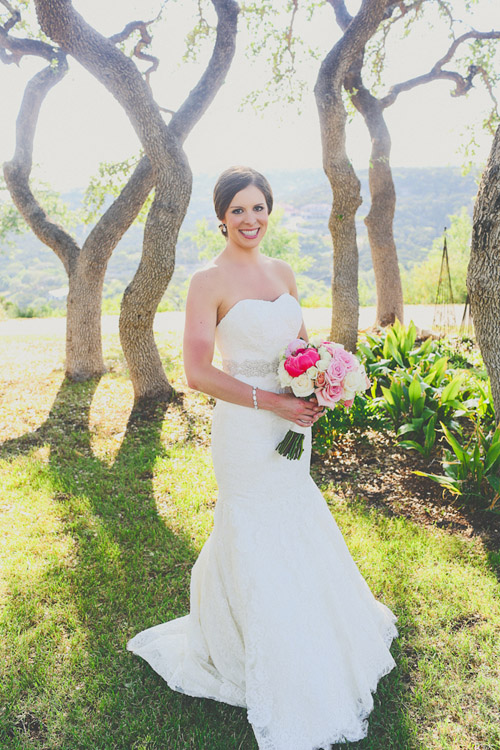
<box><xmin>252</xmin><ymin>386</ymin><xmax>259</xmax><ymax>410</ymax></box>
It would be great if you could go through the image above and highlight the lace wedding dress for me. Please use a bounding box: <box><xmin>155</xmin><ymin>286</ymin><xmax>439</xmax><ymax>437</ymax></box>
<box><xmin>127</xmin><ymin>293</ymin><xmax>398</xmax><ymax>749</ymax></box>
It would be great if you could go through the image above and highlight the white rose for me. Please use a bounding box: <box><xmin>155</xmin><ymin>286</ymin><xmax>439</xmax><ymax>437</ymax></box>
<box><xmin>318</xmin><ymin>346</ymin><xmax>331</xmax><ymax>360</ymax></box>
<box><xmin>309</xmin><ymin>335</ymin><xmax>323</xmax><ymax>348</ymax></box>
<box><xmin>344</xmin><ymin>369</ymin><xmax>366</xmax><ymax>392</ymax></box>
<box><xmin>316</xmin><ymin>359</ymin><xmax>329</xmax><ymax>372</ymax></box>
<box><xmin>278</xmin><ymin>360</ymin><xmax>293</xmax><ymax>386</ymax></box>
<box><xmin>344</xmin><ymin>370</ymin><xmax>360</xmax><ymax>389</ymax></box>
<box><xmin>291</xmin><ymin>373</ymin><xmax>315</xmax><ymax>397</ymax></box>
<box><xmin>306</xmin><ymin>365</ymin><xmax>319</xmax><ymax>379</ymax></box>
<box><xmin>342</xmin><ymin>387</ymin><xmax>355</xmax><ymax>401</ymax></box>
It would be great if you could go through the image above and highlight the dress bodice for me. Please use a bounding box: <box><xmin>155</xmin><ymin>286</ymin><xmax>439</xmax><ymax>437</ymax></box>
<box><xmin>215</xmin><ymin>293</ymin><xmax>303</xmax><ymax>390</ymax></box>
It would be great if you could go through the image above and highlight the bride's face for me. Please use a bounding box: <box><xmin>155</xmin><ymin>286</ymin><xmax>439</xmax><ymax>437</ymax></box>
<box><xmin>223</xmin><ymin>184</ymin><xmax>269</xmax><ymax>250</ymax></box>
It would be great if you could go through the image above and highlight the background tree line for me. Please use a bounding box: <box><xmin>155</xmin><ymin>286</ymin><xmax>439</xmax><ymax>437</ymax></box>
<box><xmin>1</xmin><ymin>166</ymin><xmax>477</xmax><ymax>316</ymax></box>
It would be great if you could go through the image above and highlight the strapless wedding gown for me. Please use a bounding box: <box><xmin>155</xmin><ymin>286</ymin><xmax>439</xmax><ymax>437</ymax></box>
<box><xmin>127</xmin><ymin>293</ymin><xmax>397</xmax><ymax>749</ymax></box>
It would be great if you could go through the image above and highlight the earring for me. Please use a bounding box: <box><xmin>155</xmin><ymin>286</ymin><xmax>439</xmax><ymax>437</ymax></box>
<box><xmin>219</xmin><ymin>223</ymin><xmax>228</xmax><ymax>236</ymax></box>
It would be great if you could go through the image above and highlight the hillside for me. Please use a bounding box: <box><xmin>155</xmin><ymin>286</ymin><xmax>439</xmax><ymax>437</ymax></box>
<box><xmin>0</xmin><ymin>166</ymin><xmax>478</xmax><ymax>313</ymax></box>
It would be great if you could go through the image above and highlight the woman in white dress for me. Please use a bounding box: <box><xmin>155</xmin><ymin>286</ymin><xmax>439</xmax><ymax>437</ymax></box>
<box><xmin>128</xmin><ymin>166</ymin><xmax>398</xmax><ymax>749</ymax></box>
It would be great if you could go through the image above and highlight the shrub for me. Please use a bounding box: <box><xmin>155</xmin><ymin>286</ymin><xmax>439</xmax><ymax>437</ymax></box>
<box><xmin>415</xmin><ymin>423</ymin><xmax>500</xmax><ymax>510</ymax></box>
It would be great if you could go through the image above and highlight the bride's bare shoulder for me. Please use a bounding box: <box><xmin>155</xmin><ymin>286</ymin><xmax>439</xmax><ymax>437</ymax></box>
<box><xmin>266</xmin><ymin>257</ymin><xmax>296</xmax><ymax>289</ymax></box>
<box><xmin>187</xmin><ymin>262</ymin><xmax>226</xmax><ymax>307</ymax></box>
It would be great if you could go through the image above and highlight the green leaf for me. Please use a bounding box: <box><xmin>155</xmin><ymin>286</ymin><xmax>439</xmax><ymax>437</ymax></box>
<box><xmin>408</xmin><ymin>377</ymin><xmax>422</xmax><ymax>403</ymax></box>
<box><xmin>413</xmin><ymin>470</ymin><xmax>461</xmax><ymax>493</ymax></box>
<box><xmin>381</xmin><ymin>386</ymin><xmax>395</xmax><ymax>407</ymax></box>
<box><xmin>440</xmin><ymin>422</ymin><xmax>467</xmax><ymax>462</ymax></box>
<box><xmin>485</xmin><ymin>441</ymin><xmax>500</xmax><ymax>472</ymax></box>
<box><xmin>400</xmin><ymin>440</ymin><xmax>426</xmax><ymax>455</ymax></box>
<box><xmin>441</xmin><ymin>375</ymin><xmax>464</xmax><ymax>405</ymax></box>
<box><xmin>424</xmin><ymin>415</ymin><xmax>437</xmax><ymax>451</ymax></box>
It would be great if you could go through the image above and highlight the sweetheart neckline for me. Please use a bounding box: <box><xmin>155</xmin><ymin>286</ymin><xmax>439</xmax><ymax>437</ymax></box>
<box><xmin>216</xmin><ymin>292</ymin><xmax>298</xmax><ymax>328</ymax></box>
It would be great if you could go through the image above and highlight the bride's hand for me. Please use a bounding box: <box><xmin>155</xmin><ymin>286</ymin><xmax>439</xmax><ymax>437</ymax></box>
<box><xmin>273</xmin><ymin>393</ymin><xmax>325</xmax><ymax>427</ymax></box>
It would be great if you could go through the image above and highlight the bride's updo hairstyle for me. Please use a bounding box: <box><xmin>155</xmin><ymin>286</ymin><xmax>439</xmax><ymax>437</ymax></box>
<box><xmin>213</xmin><ymin>166</ymin><xmax>273</xmax><ymax>236</ymax></box>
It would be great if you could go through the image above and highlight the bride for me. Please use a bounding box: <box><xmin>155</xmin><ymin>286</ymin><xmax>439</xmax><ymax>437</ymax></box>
<box><xmin>127</xmin><ymin>166</ymin><xmax>398</xmax><ymax>749</ymax></box>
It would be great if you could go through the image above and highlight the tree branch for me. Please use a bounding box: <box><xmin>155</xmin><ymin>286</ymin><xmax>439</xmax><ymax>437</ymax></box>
<box><xmin>168</xmin><ymin>0</ymin><xmax>239</xmax><ymax>142</ymax></box>
<box><xmin>0</xmin><ymin>0</ymin><xmax>21</xmax><ymax>32</ymax></box>
<box><xmin>0</xmin><ymin>25</ymin><xmax>59</xmax><ymax>64</ymax></box>
<box><xmin>109</xmin><ymin>19</ymin><xmax>160</xmax><ymax>83</ymax></box>
<box><xmin>3</xmin><ymin>55</ymin><xmax>80</xmax><ymax>274</ymax></box>
<box><xmin>108</xmin><ymin>19</ymin><xmax>154</xmax><ymax>45</ymax></box>
<box><xmin>380</xmin><ymin>29</ymin><xmax>500</xmax><ymax>107</ymax></box>
<box><xmin>318</xmin><ymin>0</ymin><xmax>388</xmax><ymax>96</ymax></box>
<box><xmin>82</xmin><ymin>155</ymin><xmax>154</xmax><ymax>268</ymax></box>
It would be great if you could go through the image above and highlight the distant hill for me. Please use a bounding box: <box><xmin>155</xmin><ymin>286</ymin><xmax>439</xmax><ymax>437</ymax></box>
<box><xmin>0</xmin><ymin>166</ymin><xmax>478</xmax><ymax>312</ymax></box>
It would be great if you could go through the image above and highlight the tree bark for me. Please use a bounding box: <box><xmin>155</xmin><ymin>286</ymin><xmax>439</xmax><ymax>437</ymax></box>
<box><xmin>467</xmin><ymin>124</ymin><xmax>500</xmax><ymax>422</ymax></box>
<box><xmin>34</xmin><ymin>0</ymin><xmax>239</xmax><ymax>403</ymax></box>
<box><xmin>314</xmin><ymin>0</ymin><xmax>390</xmax><ymax>351</ymax></box>
<box><xmin>3</xmin><ymin>45</ymin><xmax>155</xmax><ymax>380</ymax></box>
<box><xmin>332</xmin><ymin>0</ymin><xmax>403</xmax><ymax>328</ymax></box>
<box><xmin>349</xmin><ymin>77</ymin><xmax>403</xmax><ymax>326</ymax></box>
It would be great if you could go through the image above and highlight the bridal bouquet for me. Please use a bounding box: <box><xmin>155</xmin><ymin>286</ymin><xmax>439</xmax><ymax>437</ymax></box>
<box><xmin>276</xmin><ymin>336</ymin><xmax>370</xmax><ymax>460</ymax></box>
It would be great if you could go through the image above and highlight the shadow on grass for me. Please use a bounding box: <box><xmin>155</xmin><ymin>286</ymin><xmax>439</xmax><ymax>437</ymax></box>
<box><xmin>0</xmin><ymin>379</ymin><xmax>431</xmax><ymax>750</ymax></box>
<box><xmin>0</xmin><ymin>378</ymin><xmax>254</xmax><ymax>749</ymax></box>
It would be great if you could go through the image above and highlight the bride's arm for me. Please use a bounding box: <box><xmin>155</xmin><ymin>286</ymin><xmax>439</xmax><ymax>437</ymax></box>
<box><xmin>183</xmin><ymin>272</ymin><xmax>323</xmax><ymax>425</ymax></box>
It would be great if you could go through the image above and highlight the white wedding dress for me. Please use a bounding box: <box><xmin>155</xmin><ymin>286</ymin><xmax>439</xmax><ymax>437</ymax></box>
<box><xmin>127</xmin><ymin>293</ymin><xmax>398</xmax><ymax>749</ymax></box>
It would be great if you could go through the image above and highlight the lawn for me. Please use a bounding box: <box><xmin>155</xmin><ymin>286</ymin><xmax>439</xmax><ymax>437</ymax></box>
<box><xmin>1</xmin><ymin>323</ymin><xmax>499</xmax><ymax>750</ymax></box>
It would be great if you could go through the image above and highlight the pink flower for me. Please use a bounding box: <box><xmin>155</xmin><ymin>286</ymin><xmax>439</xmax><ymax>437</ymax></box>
<box><xmin>285</xmin><ymin>338</ymin><xmax>308</xmax><ymax>357</ymax></box>
<box><xmin>325</xmin><ymin>357</ymin><xmax>347</xmax><ymax>384</ymax></box>
<box><xmin>342</xmin><ymin>398</ymin><xmax>354</xmax><ymax>408</ymax></box>
<box><xmin>284</xmin><ymin>347</ymin><xmax>320</xmax><ymax>377</ymax></box>
<box><xmin>321</xmin><ymin>341</ymin><xmax>337</xmax><ymax>356</ymax></box>
<box><xmin>315</xmin><ymin>371</ymin><xmax>326</xmax><ymax>388</ymax></box>
<box><xmin>315</xmin><ymin>381</ymin><xmax>344</xmax><ymax>407</ymax></box>
<box><xmin>333</xmin><ymin>347</ymin><xmax>358</xmax><ymax>373</ymax></box>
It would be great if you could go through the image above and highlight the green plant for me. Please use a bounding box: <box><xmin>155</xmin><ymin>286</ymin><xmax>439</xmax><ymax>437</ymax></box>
<box><xmin>379</xmin><ymin>365</ymin><xmax>464</xmax><ymax>458</ymax></box>
<box><xmin>312</xmin><ymin>386</ymin><xmax>389</xmax><ymax>455</ymax></box>
<box><xmin>358</xmin><ymin>319</ymin><xmax>441</xmax><ymax>388</ymax></box>
<box><xmin>459</xmin><ymin>375</ymin><xmax>497</xmax><ymax>433</ymax></box>
<box><xmin>415</xmin><ymin>423</ymin><xmax>500</xmax><ymax>510</ymax></box>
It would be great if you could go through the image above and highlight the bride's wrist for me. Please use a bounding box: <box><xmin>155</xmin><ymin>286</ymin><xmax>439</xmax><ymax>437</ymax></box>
<box><xmin>252</xmin><ymin>388</ymin><xmax>280</xmax><ymax>412</ymax></box>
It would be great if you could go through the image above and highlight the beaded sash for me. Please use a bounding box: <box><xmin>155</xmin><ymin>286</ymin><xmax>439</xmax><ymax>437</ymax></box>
<box><xmin>222</xmin><ymin>358</ymin><xmax>279</xmax><ymax>378</ymax></box>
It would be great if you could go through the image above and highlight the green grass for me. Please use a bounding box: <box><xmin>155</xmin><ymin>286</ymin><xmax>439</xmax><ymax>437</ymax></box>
<box><xmin>1</xmin><ymin>329</ymin><xmax>499</xmax><ymax>749</ymax></box>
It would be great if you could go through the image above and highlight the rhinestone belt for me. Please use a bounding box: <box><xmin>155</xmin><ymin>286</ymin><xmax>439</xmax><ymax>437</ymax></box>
<box><xmin>222</xmin><ymin>358</ymin><xmax>279</xmax><ymax>378</ymax></box>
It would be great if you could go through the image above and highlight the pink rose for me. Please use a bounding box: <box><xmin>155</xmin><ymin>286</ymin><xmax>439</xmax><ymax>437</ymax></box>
<box><xmin>285</xmin><ymin>338</ymin><xmax>308</xmax><ymax>357</ymax></box>
<box><xmin>315</xmin><ymin>371</ymin><xmax>326</xmax><ymax>388</ymax></box>
<box><xmin>333</xmin><ymin>347</ymin><xmax>358</xmax><ymax>373</ymax></box>
<box><xmin>315</xmin><ymin>381</ymin><xmax>344</xmax><ymax>407</ymax></box>
<box><xmin>285</xmin><ymin>347</ymin><xmax>320</xmax><ymax>377</ymax></box>
<box><xmin>325</xmin><ymin>357</ymin><xmax>347</xmax><ymax>384</ymax></box>
<box><xmin>342</xmin><ymin>398</ymin><xmax>354</xmax><ymax>408</ymax></box>
<box><xmin>321</xmin><ymin>341</ymin><xmax>337</xmax><ymax>356</ymax></box>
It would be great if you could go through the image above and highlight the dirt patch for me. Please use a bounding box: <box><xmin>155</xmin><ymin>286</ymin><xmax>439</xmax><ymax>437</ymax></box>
<box><xmin>311</xmin><ymin>430</ymin><xmax>500</xmax><ymax>552</ymax></box>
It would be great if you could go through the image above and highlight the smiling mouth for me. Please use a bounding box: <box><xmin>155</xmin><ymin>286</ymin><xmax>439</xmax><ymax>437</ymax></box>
<box><xmin>239</xmin><ymin>228</ymin><xmax>259</xmax><ymax>239</ymax></box>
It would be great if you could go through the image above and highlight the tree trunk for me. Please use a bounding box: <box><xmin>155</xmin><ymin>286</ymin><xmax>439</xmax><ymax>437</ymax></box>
<box><xmin>66</xmin><ymin>266</ymin><xmax>106</xmax><ymax>379</ymax></box>
<box><xmin>333</xmin><ymin>0</ymin><xmax>404</xmax><ymax>330</ymax></box>
<box><xmin>314</xmin><ymin>0</ymin><xmax>389</xmax><ymax>351</ymax></box>
<box><xmin>323</xmin><ymin>121</ymin><xmax>363</xmax><ymax>352</ymax></box>
<box><xmin>467</xmin><ymin>124</ymin><xmax>500</xmax><ymax>421</ymax></box>
<box><xmin>2</xmin><ymin>24</ymin><xmax>155</xmax><ymax>384</ymax></box>
<box><xmin>351</xmin><ymin>87</ymin><xmax>404</xmax><ymax>327</ymax></box>
<box><xmin>119</xmin><ymin>161</ymin><xmax>192</xmax><ymax>402</ymax></box>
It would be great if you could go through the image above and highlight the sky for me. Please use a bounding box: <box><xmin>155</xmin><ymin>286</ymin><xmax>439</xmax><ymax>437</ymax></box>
<box><xmin>1</xmin><ymin>0</ymin><xmax>499</xmax><ymax>192</ymax></box>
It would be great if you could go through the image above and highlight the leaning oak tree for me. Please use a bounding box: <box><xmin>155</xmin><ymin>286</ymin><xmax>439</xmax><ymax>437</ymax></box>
<box><xmin>3</xmin><ymin>0</ymin><xmax>238</xmax><ymax>400</ymax></box>
<box><xmin>333</xmin><ymin>0</ymin><xmax>500</xmax><ymax>327</ymax></box>
<box><xmin>314</xmin><ymin>0</ymin><xmax>392</xmax><ymax>351</ymax></box>
<box><xmin>467</xmin><ymin>123</ymin><xmax>500</xmax><ymax>422</ymax></box>
<box><xmin>1</xmin><ymin>5</ymin><xmax>156</xmax><ymax>380</ymax></box>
